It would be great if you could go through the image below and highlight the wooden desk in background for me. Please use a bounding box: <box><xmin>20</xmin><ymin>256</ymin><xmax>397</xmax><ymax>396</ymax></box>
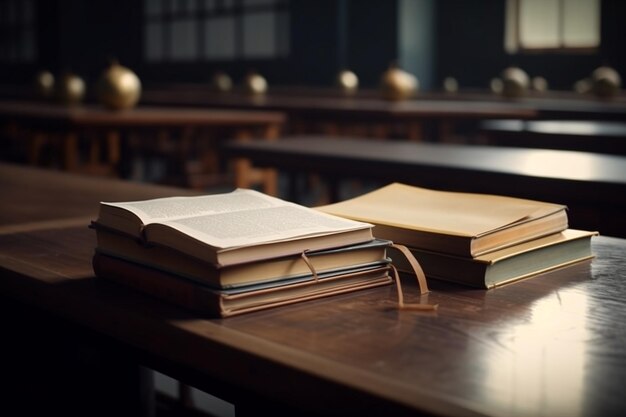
<box><xmin>141</xmin><ymin>88</ymin><xmax>538</xmax><ymax>142</ymax></box>
<box><xmin>0</xmin><ymin>100</ymin><xmax>285</xmax><ymax>194</ymax></box>
<box><xmin>479</xmin><ymin>119</ymin><xmax>626</xmax><ymax>155</ymax></box>
<box><xmin>1</xmin><ymin>163</ymin><xmax>626</xmax><ymax>416</ymax></box>
<box><xmin>223</xmin><ymin>135</ymin><xmax>626</xmax><ymax>238</ymax></box>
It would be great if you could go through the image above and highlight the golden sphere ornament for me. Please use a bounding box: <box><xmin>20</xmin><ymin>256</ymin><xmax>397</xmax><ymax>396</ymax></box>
<box><xmin>243</xmin><ymin>71</ymin><xmax>268</xmax><ymax>95</ymax></box>
<box><xmin>380</xmin><ymin>64</ymin><xmax>418</xmax><ymax>100</ymax></box>
<box><xmin>590</xmin><ymin>66</ymin><xmax>622</xmax><ymax>98</ymax></box>
<box><xmin>211</xmin><ymin>71</ymin><xmax>233</xmax><ymax>92</ymax></box>
<box><xmin>96</xmin><ymin>60</ymin><xmax>142</xmax><ymax>110</ymax></box>
<box><xmin>531</xmin><ymin>76</ymin><xmax>549</xmax><ymax>93</ymax></box>
<box><xmin>500</xmin><ymin>66</ymin><xmax>529</xmax><ymax>98</ymax></box>
<box><xmin>336</xmin><ymin>69</ymin><xmax>359</xmax><ymax>94</ymax></box>
<box><xmin>56</xmin><ymin>72</ymin><xmax>85</xmax><ymax>105</ymax></box>
<box><xmin>443</xmin><ymin>76</ymin><xmax>459</xmax><ymax>93</ymax></box>
<box><xmin>34</xmin><ymin>70</ymin><xmax>55</xmax><ymax>99</ymax></box>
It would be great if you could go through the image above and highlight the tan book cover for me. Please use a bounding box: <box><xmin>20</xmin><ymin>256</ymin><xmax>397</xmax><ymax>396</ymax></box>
<box><xmin>317</xmin><ymin>183</ymin><xmax>568</xmax><ymax>257</ymax></box>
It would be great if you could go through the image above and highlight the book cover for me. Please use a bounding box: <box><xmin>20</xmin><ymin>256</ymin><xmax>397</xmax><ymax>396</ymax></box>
<box><xmin>389</xmin><ymin>229</ymin><xmax>597</xmax><ymax>288</ymax></box>
<box><xmin>317</xmin><ymin>182</ymin><xmax>568</xmax><ymax>257</ymax></box>
<box><xmin>93</xmin><ymin>253</ymin><xmax>393</xmax><ymax>317</ymax></box>
<box><xmin>96</xmin><ymin>224</ymin><xmax>391</xmax><ymax>289</ymax></box>
<box><xmin>94</xmin><ymin>225</ymin><xmax>392</xmax><ymax>289</ymax></box>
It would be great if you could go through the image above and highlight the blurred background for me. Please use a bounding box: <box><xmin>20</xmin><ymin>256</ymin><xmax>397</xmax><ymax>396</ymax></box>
<box><xmin>0</xmin><ymin>0</ymin><xmax>624</xmax><ymax>93</ymax></box>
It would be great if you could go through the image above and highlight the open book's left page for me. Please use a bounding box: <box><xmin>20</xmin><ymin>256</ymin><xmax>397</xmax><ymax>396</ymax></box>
<box><xmin>98</xmin><ymin>189</ymin><xmax>372</xmax><ymax>251</ymax></box>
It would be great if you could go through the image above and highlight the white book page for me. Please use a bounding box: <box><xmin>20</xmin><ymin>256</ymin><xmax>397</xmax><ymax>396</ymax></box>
<box><xmin>103</xmin><ymin>189</ymin><xmax>371</xmax><ymax>249</ymax></box>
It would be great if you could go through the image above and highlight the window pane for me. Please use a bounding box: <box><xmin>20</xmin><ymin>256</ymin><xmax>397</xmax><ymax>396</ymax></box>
<box><xmin>145</xmin><ymin>0</ymin><xmax>162</xmax><ymax>16</ymax></box>
<box><xmin>172</xmin><ymin>0</ymin><xmax>196</xmax><ymax>14</ymax></box>
<box><xmin>243</xmin><ymin>12</ymin><xmax>276</xmax><ymax>58</ymax></box>
<box><xmin>563</xmin><ymin>0</ymin><xmax>600</xmax><ymax>47</ymax></box>
<box><xmin>201</xmin><ymin>0</ymin><xmax>216</xmax><ymax>12</ymax></box>
<box><xmin>171</xmin><ymin>18</ymin><xmax>197</xmax><ymax>60</ymax></box>
<box><xmin>204</xmin><ymin>16</ymin><xmax>236</xmax><ymax>59</ymax></box>
<box><xmin>519</xmin><ymin>0</ymin><xmax>559</xmax><ymax>48</ymax></box>
<box><xmin>145</xmin><ymin>21</ymin><xmax>163</xmax><ymax>61</ymax></box>
<box><xmin>243</xmin><ymin>0</ymin><xmax>276</xmax><ymax>6</ymax></box>
<box><xmin>276</xmin><ymin>11</ymin><xmax>290</xmax><ymax>56</ymax></box>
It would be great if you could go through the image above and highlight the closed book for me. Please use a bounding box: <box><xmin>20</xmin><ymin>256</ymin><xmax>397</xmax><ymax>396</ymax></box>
<box><xmin>93</xmin><ymin>253</ymin><xmax>392</xmax><ymax>318</ymax></box>
<box><xmin>389</xmin><ymin>229</ymin><xmax>597</xmax><ymax>289</ymax></box>
<box><xmin>95</xmin><ymin>188</ymin><xmax>373</xmax><ymax>268</ymax></box>
<box><xmin>94</xmin><ymin>226</ymin><xmax>391</xmax><ymax>289</ymax></box>
<box><xmin>317</xmin><ymin>182</ymin><xmax>568</xmax><ymax>257</ymax></box>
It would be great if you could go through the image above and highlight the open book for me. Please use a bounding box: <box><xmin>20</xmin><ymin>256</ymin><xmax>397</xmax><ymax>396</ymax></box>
<box><xmin>317</xmin><ymin>183</ymin><xmax>568</xmax><ymax>257</ymax></box>
<box><xmin>94</xmin><ymin>189</ymin><xmax>374</xmax><ymax>267</ymax></box>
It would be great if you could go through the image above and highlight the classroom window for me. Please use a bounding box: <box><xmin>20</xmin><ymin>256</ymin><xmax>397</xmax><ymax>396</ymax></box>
<box><xmin>505</xmin><ymin>0</ymin><xmax>600</xmax><ymax>53</ymax></box>
<box><xmin>0</xmin><ymin>0</ymin><xmax>36</xmax><ymax>63</ymax></box>
<box><xmin>143</xmin><ymin>0</ymin><xmax>290</xmax><ymax>62</ymax></box>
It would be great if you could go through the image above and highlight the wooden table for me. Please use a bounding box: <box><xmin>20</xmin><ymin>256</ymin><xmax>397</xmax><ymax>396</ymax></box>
<box><xmin>1</xmin><ymin>163</ymin><xmax>626</xmax><ymax>416</ymax></box>
<box><xmin>223</xmin><ymin>135</ymin><xmax>626</xmax><ymax>238</ymax></box>
<box><xmin>479</xmin><ymin>119</ymin><xmax>626</xmax><ymax>155</ymax></box>
<box><xmin>0</xmin><ymin>100</ymin><xmax>286</xmax><ymax>194</ymax></box>
<box><xmin>141</xmin><ymin>88</ymin><xmax>539</xmax><ymax>142</ymax></box>
<box><xmin>0</xmin><ymin>162</ymin><xmax>202</xmax><ymax>416</ymax></box>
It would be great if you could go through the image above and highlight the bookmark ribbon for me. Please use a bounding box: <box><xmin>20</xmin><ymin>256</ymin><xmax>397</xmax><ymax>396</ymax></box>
<box><xmin>391</xmin><ymin>244</ymin><xmax>438</xmax><ymax>311</ymax></box>
<box><xmin>300</xmin><ymin>250</ymin><xmax>319</xmax><ymax>282</ymax></box>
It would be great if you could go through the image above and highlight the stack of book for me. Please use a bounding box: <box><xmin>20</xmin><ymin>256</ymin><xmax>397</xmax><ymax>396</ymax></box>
<box><xmin>92</xmin><ymin>189</ymin><xmax>393</xmax><ymax>317</ymax></box>
<box><xmin>317</xmin><ymin>183</ymin><xmax>597</xmax><ymax>289</ymax></box>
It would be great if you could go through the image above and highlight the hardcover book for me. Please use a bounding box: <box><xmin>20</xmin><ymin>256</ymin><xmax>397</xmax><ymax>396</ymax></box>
<box><xmin>389</xmin><ymin>229</ymin><xmax>596</xmax><ymax>288</ymax></box>
<box><xmin>94</xmin><ymin>227</ymin><xmax>392</xmax><ymax>289</ymax></box>
<box><xmin>94</xmin><ymin>188</ymin><xmax>374</xmax><ymax>267</ymax></box>
<box><xmin>317</xmin><ymin>182</ymin><xmax>568</xmax><ymax>257</ymax></box>
<box><xmin>93</xmin><ymin>253</ymin><xmax>392</xmax><ymax>318</ymax></box>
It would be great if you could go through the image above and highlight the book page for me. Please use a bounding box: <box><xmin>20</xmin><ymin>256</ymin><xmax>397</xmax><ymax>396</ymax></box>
<box><xmin>102</xmin><ymin>189</ymin><xmax>283</xmax><ymax>224</ymax></box>
<box><xmin>317</xmin><ymin>183</ymin><xmax>565</xmax><ymax>236</ymax></box>
<box><xmin>163</xmin><ymin>204</ymin><xmax>370</xmax><ymax>249</ymax></box>
<box><xmin>103</xmin><ymin>189</ymin><xmax>371</xmax><ymax>249</ymax></box>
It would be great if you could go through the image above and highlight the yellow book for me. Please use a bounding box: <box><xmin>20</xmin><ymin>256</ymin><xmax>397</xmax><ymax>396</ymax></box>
<box><xmin>317</xmin><ymin>183</ymin><xmax>568</xmax><ymax>257</ymax></box>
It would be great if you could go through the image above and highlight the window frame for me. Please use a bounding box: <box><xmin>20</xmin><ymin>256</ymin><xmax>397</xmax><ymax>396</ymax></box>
<box><xmin>505</xmin><ymin>0</ymin><xmax>600</xmax><ymax>55</ymax></box>
<box><xmin>143</xmin><ymin>0</ymin><xmax>290</xmax><ymax>63</ymax></box>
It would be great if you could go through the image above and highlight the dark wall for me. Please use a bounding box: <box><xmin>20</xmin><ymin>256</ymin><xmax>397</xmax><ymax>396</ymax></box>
<box><xmin>346</xmin><ymin>0</ymin><xmax>399</xmax><ymax>87</ymax></box>
<box><xmin>2</xmin><ymin>0</ymin><xmax>624</xmax><ymax>91</ymax></box>
<box><xmin>436</xmin><ymin>0</ymin><xmax>626</xmax><ymax>91</ymax></box>
<box><xmin>39</xmin><ymin>0</ymin><xmax>141</xmax><ymax>85</ymax></box>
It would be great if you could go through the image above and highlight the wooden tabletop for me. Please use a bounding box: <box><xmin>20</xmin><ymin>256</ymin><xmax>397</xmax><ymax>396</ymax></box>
<box><xmin>141</xmin><ymin>88</ymin><xmax>539</xmax><ymax>121</ymax></box>
<box><xmin>0</xmin><ymin>162</ymin><xmax>201</xmax><ymax>233</ymax></box>
<box><xmin>1</xmin><ymin>162</ymin><xmax>626</xmax><ymax>416</ymax></box>
<box><xmin>0</xmin><ymin>99</ymin><xmax>286</xmax><ymax>127</ymax></box>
